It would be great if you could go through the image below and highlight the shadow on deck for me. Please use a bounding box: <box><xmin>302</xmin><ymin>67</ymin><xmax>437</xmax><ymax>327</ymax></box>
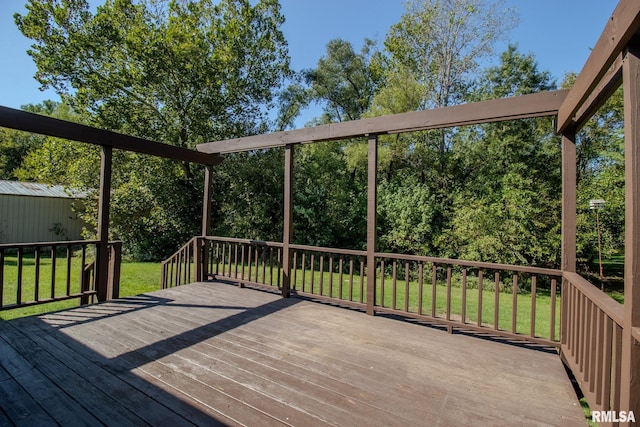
<box><xmin>0</xmin><ymin>281</ymin><xmax>586</xmax><ymax>426</ymax></box>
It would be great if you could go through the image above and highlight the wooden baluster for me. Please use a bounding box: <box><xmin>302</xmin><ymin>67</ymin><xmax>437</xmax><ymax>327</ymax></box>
<box><xmin>380</xmin><ymin>259</ymin><xmax>385</xmax><ymax>308</ymax></box>
<box><xmin>511</xmin><ymin>274</ymin><xmax>518</xmax><ymax>334</ymax></box>
<box><xmin>550</xmin><ymin>278</ymin><xmax>557</xmax><ymax>341</ymax></box>
<box><xmin>391</xmin><ymin>260</ymin><xmax>397</xmax><ymax>310</ymax></box>
<box><xmin>34</xmin><ymin>247</ymin><xmax>41</xmax><ymax>301</ymax></box>
<box><xmin>461</xmin><ymin>268</ymin><xmax>467</xmax><ymax>324</ymax></box>
<box><xmin>530</xmin><ymin>275</ymin><xmax>537</xmax><ymax>338</ymax></box>
<box><xmin>494</xmin><ymin>272</ymin><xmax>500</xmax><ymax>331</ymax></box>
<box><xmin>417</xmin><ymin>262</ymin><xmax>424</xmax><ymax>315</ymax></box>
<box><xmin>319</xmin><ymin>255</ymin><xmax>324</xmax><ymax>296</ymax></box>
<box><xmin>66</xmin><ymin>245</ymin><xmax>72</xmax><ymax>296</ymax></box>
<box><xmin>339</xmin><ymin>256</ymin><xmax>344</xmax><ymax>300</ymax></box>
<box><xmin>446</xmin><ymin>267</ymin><xmax>452</xmax><ymax>324</ymax></box>
<box><xmin>404</xmin><ymin>262</ymin><xmax>410</xmax><ymax>313</ymax></box>
<box><xmin>431</xmin><ymin>264</ymin><xmax>437</xmax><ymax>317</ymax></box>
<box><xmin>477</xmin><ymin>271</ymin><xmax>484</xmax><ymax>327</ymax></box>
<box><xmin>50</xmin><ymin>246</ymin><xmax>57</xmax><ymax>300</ymax></box>
<box><xmin>17</xmin><ymin>247</ymin><xmax>24</xmax><ymax>305</ymax></box>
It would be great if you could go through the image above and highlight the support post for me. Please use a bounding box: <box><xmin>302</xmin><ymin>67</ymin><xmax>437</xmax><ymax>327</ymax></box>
<box><xmin>561</xmin><ymin>130</ymin><xmax>577</xmax><ymax>274</ymax></box>
<box><xmin>200</xmin><ymin>165</ymin><xmax>213</xmax><ymax>281</ymax></box>
<box><xmin>282</xmin><ymin>144</ymin><xmax>294</xmax><ymax>298</ymax></box>
<box><xmin>109</xmin><ymin>241</ymin><xmax>122</xmax><ymax>299</ymax></box>
<box><xmin>366</xmin><ymin>134</ymin><xmax>378</xmax><ymax>315</ymax></box>
<box><xmin>96</xmin><ymin>146</ymin><xmax>112</xmax><ymax>302</ymax></box>
<box><xmin>560</xmin><ymin>130</ymin><xmax>577</xmax><ymax>346</ymax></box>
<box><xmin>620</xmin><ymin>39</ymin><xmax>640</xmax><ymax>417</ymax></box>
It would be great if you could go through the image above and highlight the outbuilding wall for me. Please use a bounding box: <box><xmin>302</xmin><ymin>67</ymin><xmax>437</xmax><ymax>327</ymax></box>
<box><xmin>0</xmin><ymin>193</ymin><xmax>85</xmax><ymax>244</ymax></box>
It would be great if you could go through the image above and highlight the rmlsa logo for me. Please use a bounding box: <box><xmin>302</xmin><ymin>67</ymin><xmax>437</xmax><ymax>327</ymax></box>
<box><xmin>591</xmin><ymin>411</ymin><xmax>636</xmax><ymax>423</ymax></box>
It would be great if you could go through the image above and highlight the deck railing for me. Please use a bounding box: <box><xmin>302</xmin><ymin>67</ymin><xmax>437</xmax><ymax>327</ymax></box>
<box><xmin>162</xmin><ymin>236</ymin><xmax>562</xmax><ymax>345</ymax></box>
<box><xmin>374</xmin><ymin>253</ymin><xmax>561</xmax><ymax>345</ymax></box>
<box><xmin>161</xmin><ymin>237</ymin><xmax>197</xmax><ymax>289</ymax></box>
<box><xmin>561</xmin><ymin>271</ymin><xmax>626</xmax><ymax>416</ymax></box>
<box><xmin>0</xmin><ymin>240</ymin><xmax>122</xmax><ymax>311</ymax></box>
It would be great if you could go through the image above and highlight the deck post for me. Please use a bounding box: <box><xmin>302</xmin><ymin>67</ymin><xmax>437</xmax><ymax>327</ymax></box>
<box><xmin>282</xmin><ymin>144</ymin><xmax>295</xmax><ymax>298</ymax></box>
<box><xmin>96</xmin><ymin>145</ymin><xmax>113</xmax><ymax>302</ymax></box>
<box><xmin>199</xmin><ymin>165</ymin><xmax>213</xmax><ymax>281</ymax></box>
<box><xmin>109</xmin><ymin>241</ymin><xmax>122</xmax><ymax>299</ymax></box>
<box><xmin>366</xmin><ymin>134</ymin><xmax>378</xmax><ymax>315</ymax></box>
<box><xmin>620</xmin><ymin>38</ymin><xmax>640</xmax><ymax>417</ymax></box>
<box><xmin>560</xmin><ymin>129</ymin><xmax>577</xmax><ymax>347</ymax></box>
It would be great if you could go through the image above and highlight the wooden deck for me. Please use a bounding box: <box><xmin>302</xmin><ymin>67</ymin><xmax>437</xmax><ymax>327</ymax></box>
<box><xmin>0</xmin><ymin>281</ymin><xmax>586</xmax><ymax>426</ymax></box>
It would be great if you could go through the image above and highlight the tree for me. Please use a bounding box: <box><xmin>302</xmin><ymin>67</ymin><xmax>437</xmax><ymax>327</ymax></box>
<box><xmin>304</xmin><ymin>38</ymin><xmax>383</xmax><ymax>124</ymax></box>
<box><xmin>0</xmin><ymin>101</ymin><xmax>71</xmax><ymax>180</ymax></box>
<box><xmin>383</xmin><ymin>0</ymin><xmax>517</xmax><ymax>110</ymax></box>
<box><xmin>15</xmin><ymin>0</ymin><xmax>291</xmax><ymax>259</ymax></box>
<box><xmin>438</xmin><ymin>45</ymin><xmax>560</xmax><ymax>266</ymax></box>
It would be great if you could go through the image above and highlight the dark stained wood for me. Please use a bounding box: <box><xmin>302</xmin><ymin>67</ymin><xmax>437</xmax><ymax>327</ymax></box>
<box><xmin>0</xmin><ymin>282</ymin><xmax>586</xmax><ymax>426</ymax></box>
<box><xmin>620</xmin><ymin>38</ymin><xmax>640</xmax><ymax>416</ymax></box>
<box><xmin>572</xmin><ymin>53</ymin><xmax>623</xmax><ymax>131</ymax></box>
<box><xmin>561</xmin><ymin>273</ymin><xmax>626</xmax><ymax>414</ymax></box>
<box><xmin>376</xmin><ymin>251</ymin><xmax>560</xmax><ymax>276</ymax></box>
<box><xmin>0</xmin><ymin>105</ymin><xmax>222</xmax><ymax>165</ymax></box>
<box><xmin>197</xmin><ymin>91</ymin><xmax>568</xmax><ymax>154</ymax></box>
<box><xmin>560</xmin><ymin>129</ymin><xmax>577</xmax><ymax>358</ymax></box>
<box><xmin>202</xmin><ymin>165</ymin><xmax>213</xmax><ymax>237</ymax></box>
<box><xmin>96</xmin><ymin>146</ymin><xmax>112</xmax><ymax>302</ymax></box>
<box><xmin>282</xmin><ymin>144</ymin><xmax>294</xmax><ymax>298</ymax></box>
<box><xmin>366</xmin><ymin>134</ymin><xmax>378</xmax><ymax>315</ymax></box>
<box><xmin>109</xmin><ymin>241</ymin><xmax>122</xmax><ymax>299</ymax></box>
<box><xmin>557</xmin><ymin>0</ymin><xmax>640</xmax><ymax>132</ymax></box>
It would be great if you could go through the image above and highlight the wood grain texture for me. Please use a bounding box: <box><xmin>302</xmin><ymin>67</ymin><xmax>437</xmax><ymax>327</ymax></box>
<box><xmin>0</xmin><ymin>106</ymin><xmax>222</xmax><ymax>165</ymax></box>
<box><xmin>0</xmin><ymin>282</ymin><xmax>586</xmax><ymax>426</ymax></box>
<box><xmin>557</xmin><ymin>0</ymin><xmax>640</xmax><ymax>131</ymax></box>
<box><xmin>198</xmin><ymin>91</ymin><xmax>568</xmax><ymax>154</ymax></box>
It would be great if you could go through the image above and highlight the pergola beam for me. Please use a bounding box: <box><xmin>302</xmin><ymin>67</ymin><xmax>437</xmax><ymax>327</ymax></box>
<box><xmin>556</xmin><ymin>0</ymin><xmax>640</xmax><ymax>132</ymax></box>
<box><xmin>571</xmin><ymin>53</ymin><xmax>623</xmax><ymax>131</ymax></box>
<box><xmin>197</xmin><ymin>90</ymin><xmax>568</xmax><ymax>154</ymax></box>
<box><xmin>0</xmin><ymin>105</ymin><xmax>222</xmax><ymax>165</ymax></box>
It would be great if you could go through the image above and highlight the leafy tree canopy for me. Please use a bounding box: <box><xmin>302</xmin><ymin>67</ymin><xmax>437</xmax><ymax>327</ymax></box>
<box><xmin>14</xmin><ymin>0</ymin><xmax>291</xmax><ymax>260</ymax></box>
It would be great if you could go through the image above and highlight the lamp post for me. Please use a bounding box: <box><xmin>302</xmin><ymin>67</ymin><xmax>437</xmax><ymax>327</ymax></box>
<box><xmin>589</xmin><ymin>199</ymin><xmax>605</xmax><ymax>287</ymax></box>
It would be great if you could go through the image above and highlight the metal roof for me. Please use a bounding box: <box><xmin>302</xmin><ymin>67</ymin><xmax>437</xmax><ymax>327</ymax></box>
<box><xmin>0</xmin><ymin>180</ymin><xmax>85</xmax><ymax>199</ymax></box>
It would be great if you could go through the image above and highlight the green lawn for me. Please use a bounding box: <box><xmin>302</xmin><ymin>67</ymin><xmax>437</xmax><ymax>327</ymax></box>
<box><xmin>214</xmin><ymin>259</ymin><xmax>562</xmax><ymax>341</ymax></box>
<box><xmin>0</xmin><ymin>255</ymin><xmax>160</xmax><ymax>320</ymax></box>
<box><xmin>3</xmin><ymin>252</ymin><xmax>623</xmax><ymax>344</ymax></box>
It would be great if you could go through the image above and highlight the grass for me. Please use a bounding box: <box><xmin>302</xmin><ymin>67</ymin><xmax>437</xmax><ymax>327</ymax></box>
<box><xmin>213</xmin><ymin>259</ymin><xmax>562</xmax><ymax>341</ymax></box>
<box><xmin>0</xmin><ymin>254</ymin><xmax>160</xmax><ymax>320</ymax></box>
<box><xmin>3</xmin><ymin>251</ymin><xmax>623</xmax><ymax>343</ymax></box>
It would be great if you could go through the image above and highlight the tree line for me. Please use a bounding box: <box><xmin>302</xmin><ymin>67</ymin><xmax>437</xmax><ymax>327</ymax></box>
<box><xmin>0</xmin><ymin>0</ymin><xmax>623</xmax><ymax>273</ymax></box>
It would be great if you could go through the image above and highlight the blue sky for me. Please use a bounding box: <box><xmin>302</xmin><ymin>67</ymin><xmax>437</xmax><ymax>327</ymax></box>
<box><xmin>0</xmin><ymin>0</ymin><xmax>618</xmax><ymax>126</ymax></box>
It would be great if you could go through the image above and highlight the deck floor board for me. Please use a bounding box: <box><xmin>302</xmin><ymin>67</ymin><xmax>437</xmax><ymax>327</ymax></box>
<box><xmin>0</xmin><ymin>281</ymin><xmax>586</xmax><ymax>426</ymax></box>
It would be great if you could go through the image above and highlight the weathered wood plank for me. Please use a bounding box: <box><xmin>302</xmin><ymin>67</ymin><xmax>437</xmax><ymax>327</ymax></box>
<box><xmin>11</xmin><ymin>316</ymin><xmax>197</xmax><ymax>427</ymax></box>
<box><xmin>0</xmin><ymin>364</ymin><xmax>57</xmax><ymax>427</ymax></box>
<box><xmin>1</xmin><ymin>282</ymin><xmax>586</xmax><ymax>427</ymax></box>
<box><xmin>117</xmin><ymin>308</ymin><xmax>410</xmax><ymax>426</ymax></box>
<box><xmin>198</xmin><ymin>91</ymin><xmax>568</xmax><ymax>154</ymax></box>
<box><xmin>0</xmin><ymin>321</ymin><xmax>147</xmax><ymax>426</ymax></box>
<box><xmin>149</xmin><ymin>283</ymin><xmax>585</xmax><ymax>425</ymax></box>
<box><xmin>0</xmin><ymin>332</ymin><xmax>101</xmax><ymax>426</ymax></box>
<box><xmin>0</xmin><ymin>106</ymin><xmax>222</xmax><ymax>165</ymax></box>
<box><xmin>68</xmin><ymin>319</ymin><xmax>305</xmax><ymax>426</ymax></box>
<box><xmin>620</xmin><ymin>37</ymin><xmax>640</xmax><ymax>415</ymax></box>
<box><xmin>557</xmin><ymin>0</ymin><xmax>640</xmax><ymax>132</ymax></box>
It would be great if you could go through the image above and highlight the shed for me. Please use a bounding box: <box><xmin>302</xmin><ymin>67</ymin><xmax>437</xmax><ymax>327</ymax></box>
<box><xmin>0</xmin><ymin>180</ymin><xmax>86</xmax><ymax>244</ymax></box>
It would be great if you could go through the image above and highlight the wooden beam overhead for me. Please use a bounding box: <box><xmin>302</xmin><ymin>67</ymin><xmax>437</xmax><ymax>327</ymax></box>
<box><xmin>571</xmin><ymin>53</ymin><xmax>623</xmax><ymax>131</ymax></box>
<box><xmin>0</xmin><ymin>105</ymin><xmax>222</xmax><ymax>165</ymax></box>
<box><xmin>557</xmin><ymin>0</ymin><xmax>640</xmax><ymax>133</ymax></box>
<box><xmin>197</xmin><ymin>90</ymin><xmax>568</xmax><ymax>154</ymax></box>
